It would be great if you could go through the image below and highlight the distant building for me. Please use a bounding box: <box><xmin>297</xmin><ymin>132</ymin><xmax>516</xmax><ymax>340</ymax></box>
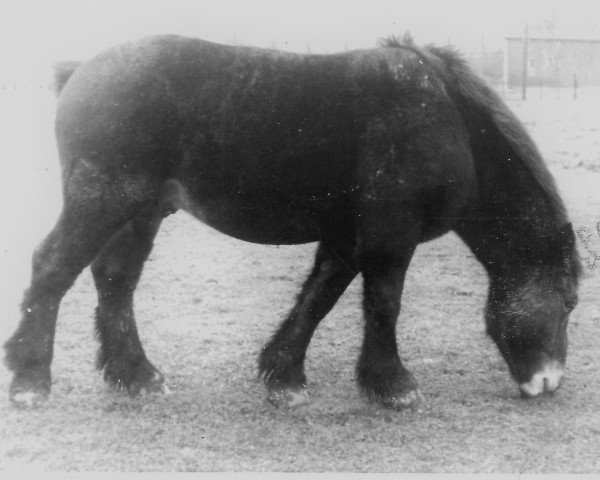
<box><xmin>504</xmin><ymin>36</ymin><xmax>600</xmax><ymax>88</ymax></box>
<box><xmin>466</xmin><ymin>50</ymin><xmax>504</xmax><ymax>86</ymax></box>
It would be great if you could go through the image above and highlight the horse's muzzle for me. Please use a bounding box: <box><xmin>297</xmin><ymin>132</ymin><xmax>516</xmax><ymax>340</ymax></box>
<box><xmin>518</xmin><ymin>361</ymin><xmax>564</xmax><ymax>398</ymax></box>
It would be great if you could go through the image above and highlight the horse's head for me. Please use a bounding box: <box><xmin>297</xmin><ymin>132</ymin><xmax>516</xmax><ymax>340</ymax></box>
<box><xmin>485</xmin><ymin>223</ymin><xmax>580</xmax><ymax>397</ymax></box>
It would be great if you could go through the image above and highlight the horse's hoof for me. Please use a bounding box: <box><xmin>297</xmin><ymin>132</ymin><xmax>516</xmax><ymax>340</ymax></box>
<box><xmin>381</xmin><ymin>389</ymin><xmax>423</xmax><ymax>410</ymax></box>
<box><xmin>9</xmin><ymin>374</ymin><xmax>51</xmax><ymax>408</ymax></box>
<box><xmin>267</xmin><ymin>387</ymin><xmax>310</xmax><ymax>408</ymax></box>
<box><xmin>160</xmin><ymin>383</ymin><xmax>173</xmax><ymax>395</ymax></box>
<box><xmin>10</xmin><ymin>390</ymin><xmax>48</xmax><ymax>409</ymax></box>
<box><xmin>127</xmin><ymin>369</ymin><xmax>166</xmax><ymax>397</ymax></box>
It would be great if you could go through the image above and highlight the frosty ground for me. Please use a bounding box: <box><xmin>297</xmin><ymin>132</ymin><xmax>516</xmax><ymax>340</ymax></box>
<box><xmin>0</xmin><ymin>85</ymin><xmax>599</xmax><ymax>472</ymax></box>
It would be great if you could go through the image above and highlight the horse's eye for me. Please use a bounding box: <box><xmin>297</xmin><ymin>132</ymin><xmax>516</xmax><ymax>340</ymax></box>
<box><xmin>565</xmin><ymin>297</ymin><xmax>578</xmax><ymax>312</ymax></box>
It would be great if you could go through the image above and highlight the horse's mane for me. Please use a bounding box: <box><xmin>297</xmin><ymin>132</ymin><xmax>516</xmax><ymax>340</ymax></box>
<box><xmin>381</xmin><ymin>35</ymin><xmax>565</xmax><ymax>218</ymax></box>
<box><xmin>381</xmin><ymin>35</ymin><xmax>581</xmax><ymax>278</ymax></box>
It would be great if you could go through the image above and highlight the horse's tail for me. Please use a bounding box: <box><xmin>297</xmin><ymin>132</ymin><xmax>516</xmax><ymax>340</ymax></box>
<box><xmin>52</xmin><ymin>61</ymin><xmax>81</xmax><ymax>96</ymax></box>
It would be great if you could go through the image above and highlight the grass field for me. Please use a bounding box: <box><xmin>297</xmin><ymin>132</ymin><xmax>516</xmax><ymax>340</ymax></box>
<box><xmin>0</xmin><ymin>86</ymin><xmax>599</xmax><ymax>472</ymax></box>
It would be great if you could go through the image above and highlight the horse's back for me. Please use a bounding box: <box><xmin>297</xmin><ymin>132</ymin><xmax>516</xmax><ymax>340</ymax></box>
<box><xmin>54</xmin><ymin>35</ymin><xmax>477</xmax><ymax>243</ymax></box>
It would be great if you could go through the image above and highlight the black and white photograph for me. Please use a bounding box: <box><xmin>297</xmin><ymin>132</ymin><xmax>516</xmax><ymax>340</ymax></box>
<box><xmin>1</xmin><ymin>0</ymin><xmax>599</xmax><ymax>473</ymax></box>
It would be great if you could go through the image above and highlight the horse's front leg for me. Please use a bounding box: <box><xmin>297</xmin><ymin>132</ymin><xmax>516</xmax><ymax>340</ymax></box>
<box><xmin>356</xmin><ymin>217</ymin><xmax>422</xmax><ymax>410</ymax></box>
<box><xmin>259</xmin><ymin>240</ymin><xmax>357</xmax><ymax>407</ymax></box>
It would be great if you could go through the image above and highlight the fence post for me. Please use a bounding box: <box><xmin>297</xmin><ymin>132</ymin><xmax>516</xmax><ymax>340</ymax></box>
<box><xmin>522</xmin><ymin>23</ymin><xmax>529</xmax><ymax>100</ymax></box>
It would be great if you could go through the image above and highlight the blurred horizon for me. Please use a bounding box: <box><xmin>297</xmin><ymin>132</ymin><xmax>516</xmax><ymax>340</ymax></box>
<box><xmin>1</xmin><ymin>0</ymin><xmax>599</xmax><ymax>84</ymax></box>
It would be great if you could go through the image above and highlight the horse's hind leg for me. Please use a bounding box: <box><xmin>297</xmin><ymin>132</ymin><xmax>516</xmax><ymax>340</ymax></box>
<box><xmin>91</xmin><ymin>211</ymin><xmax>166</xmax><ymax>396</ymax></box>
<box><xmin>259</xmin><ymin>239</ymin><xmax>357</xmax><ymax>407</ymax></box>
<box><xmin>4</xmin><ymin>161</ymin><xmax>158</xmax><ymax>407</ymax></box>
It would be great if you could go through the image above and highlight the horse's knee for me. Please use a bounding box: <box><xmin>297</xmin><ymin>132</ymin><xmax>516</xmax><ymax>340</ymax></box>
<box><xmin>91</xmin><ymin>256</ymin><xmax>124</xmax><ymax>290</ymax></box>
<box><xmin>91</xmin><ymin>247</ymin><xmax>142</xmax><ymax>298</ymax></box>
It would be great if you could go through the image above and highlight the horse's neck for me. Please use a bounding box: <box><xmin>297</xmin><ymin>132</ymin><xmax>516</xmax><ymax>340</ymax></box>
<box><xmin>457</xmin><ymin>150</ymin><xmax>565</xmax><ymax>274</ymax></box>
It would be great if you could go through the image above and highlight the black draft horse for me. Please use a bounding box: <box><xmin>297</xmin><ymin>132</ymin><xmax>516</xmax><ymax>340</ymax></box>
<box><xmin>5</xmin><ymin>35</ymin><xmax>580</xmax><ymax>409</ymax></box>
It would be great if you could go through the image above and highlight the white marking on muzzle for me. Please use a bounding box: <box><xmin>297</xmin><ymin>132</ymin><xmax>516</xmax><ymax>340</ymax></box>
<box><xmin>519</xmin><ymin>361</ymin><xmax>564</xmax><ymax>397</ymax></box>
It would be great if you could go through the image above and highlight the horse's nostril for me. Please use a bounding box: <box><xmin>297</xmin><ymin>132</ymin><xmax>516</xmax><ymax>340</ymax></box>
<box><xmin>543</xmin><ymin>372</ymin><xmax>562</xmax><ymax>393</ymax></box>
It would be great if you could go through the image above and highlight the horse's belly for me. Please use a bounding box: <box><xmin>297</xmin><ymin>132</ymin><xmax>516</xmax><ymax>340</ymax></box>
<box><xmin>162</xmin><ymin>179</ymin><xmax>322</xmax><ymax>244</ymax></box>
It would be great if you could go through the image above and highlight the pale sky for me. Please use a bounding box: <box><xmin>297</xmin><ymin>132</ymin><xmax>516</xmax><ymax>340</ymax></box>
<box><xmin>1</xmin><ymin>0</ymin><xmax>599</xmax><ymax>82</ymax></box>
